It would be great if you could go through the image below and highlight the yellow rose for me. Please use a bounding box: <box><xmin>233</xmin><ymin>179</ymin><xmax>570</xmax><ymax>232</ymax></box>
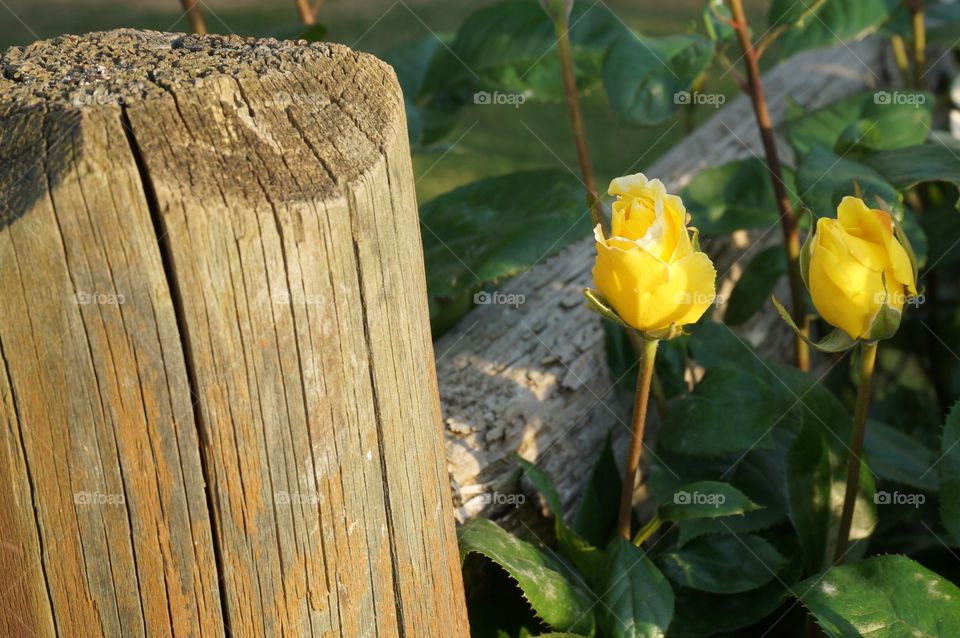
<box><xmin>591</xmin><ymin>173</ymin><xmax>717</xmax><ymax>334</ymax></box>
<box><xmin>807</xmin><ymin>196</ymin><xmax>917</xmax><ymax>341</ymax></box>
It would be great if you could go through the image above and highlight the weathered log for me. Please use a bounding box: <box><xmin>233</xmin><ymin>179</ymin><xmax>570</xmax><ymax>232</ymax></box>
<box><xmin>439</xmin><ymin>38</ymin><xmax>893</xmax><ymax>524</ymax></box>
<box><xmin>0</xmin><ymin>30</ymin><xmax>468</xmax><ymax>637</ymax></box>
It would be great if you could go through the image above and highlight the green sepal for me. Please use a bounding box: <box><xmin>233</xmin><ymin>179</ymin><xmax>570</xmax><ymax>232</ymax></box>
<box><xmin>583</xmin><ymin>288</ymin><xmax>628</xmax><ymax>328</ymax></box>
<box><xmin>797</xmin><ymin>207</ymin><xmax>815</xmax><ymax>290</ymax></box>
<box><xmin>690</xmin><ymin>226</ymin><xmax>702</xmax><ymax>252</ymax></box>
<box><xmin>890</xmin><ymin>211</ymin><xmax>920</xmax><ymax>287</ymax></box>
<box><xmin>771</xmin><ymin>296</ymin><xmax>858</xmax><ymax>353</ymax></box>
<box><xmin>866</xmin><ymin>275</ymin><xmax>904</xmax><ymax>342</ymax></box>
<box><xmin>584</xmin><ymin>288</ymin><xmax>682</xmax><ymax>341</ymax></box>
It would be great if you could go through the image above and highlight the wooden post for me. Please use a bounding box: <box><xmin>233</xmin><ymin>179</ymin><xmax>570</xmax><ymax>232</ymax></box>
<box><xmin>0</xmin><ymin>29</ymin><xmax>469</xmax><ymax>637</ymax></box>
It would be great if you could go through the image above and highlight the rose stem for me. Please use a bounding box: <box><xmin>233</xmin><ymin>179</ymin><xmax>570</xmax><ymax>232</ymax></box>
<box><xmin>728</xmin><ymin>0</ymin><xmax>810</xmax><ymax>372</ymax></box>
<box><xmin>618</xmin><ymin>337</ymin><xmax>659</xmax><ymax>539</ymax></box>
<box><xmin>179</xmin><ymin>0</ymin><xmax>208</xmax><ymax>35</ymax></box>
<box><xmin>832</xmin><ymin>341</ymin><xmax>879</xmax><ymax>564</ymax></box>
<box><xmin>295</xmin><ymin>0</ymin><xmax>317</xmax><ymax>25</ymax></box>
<box><xmin>554</xmin><ymin>16</ymin><xmax>603</xmax><ymax>230</ymax></box>
<box><xmin>627</xmin><ymin>329</ymin><xmax>669</xmax><ymax>419</ymax></box>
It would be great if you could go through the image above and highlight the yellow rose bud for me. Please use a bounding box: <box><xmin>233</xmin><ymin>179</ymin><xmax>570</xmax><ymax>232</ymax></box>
<box><xmin>807</xmin><ymin>196</ymin><xmax>917</xmax><ymax>341</ymax></box>
<box><xmin>591</xmin><ymin>173</ymin><xmax>717</xmax><ymax>334</ymax></box>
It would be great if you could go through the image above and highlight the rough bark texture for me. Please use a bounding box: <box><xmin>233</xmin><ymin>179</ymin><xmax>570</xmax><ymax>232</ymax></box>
<box><xmin>0</xmin><ymin>29</ymin><xmax>468</xmax><ymax>637</ymax></box>
<box><xmin>439</xmin><ymin>39</ymin><xmax>892</xmax><ymax>524</ymax></box>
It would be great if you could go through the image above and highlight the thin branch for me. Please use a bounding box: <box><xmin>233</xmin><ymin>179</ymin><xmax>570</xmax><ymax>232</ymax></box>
<box><xmin>295</xmin><ymin>0</ymin><xmax>316</xmax><ymax>26</ymax></box>
<box><xmin>754</xmin><ymin>0</ymin><xmax>828</xmax><ymax>60</ymax></box>
<box><xmin>179</xmin><ymin>0</ymin><xmax>207</xmax><ymax>35</ymax></box>
<box><xmin>729</xmin><ymin>0</ymin><xmax>810</xmax><ymax>372</ymax></box>
<box><xmin>555</xmin><ymin>17</ymin><xmax>603</xmax><ymax>230</ymax></box>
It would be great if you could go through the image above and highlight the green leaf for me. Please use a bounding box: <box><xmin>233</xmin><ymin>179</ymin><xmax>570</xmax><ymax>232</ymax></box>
<box><xmin>667</xmin><ymin>577</ymin><xmax>793</xmax><ymax>637</ymax></box>
<box><xmin>900</xmin><ymin>206</ymin><xmax>928</xmax><ymax>268</ymax></box>
<box><xmin>772</xmin><ymin>295</ymin><xmax>858</xmax><ymax>353</ymax></box>
<box><xmin>864</xmin><ymin>421</ymin><xmax>938</xmax><ymax>493</ymax></box>
<box><xmin>674</xmin><ymin>441</ymin><xmax>791</xmax><ymax>544</ymax></box>
<box><xmin>298</xmin><ymin>24</ymin><xmax>329</xmax><ymax>41</ymax></box>
<box><xmin>658</xmin><ymin>367</ymin><xmax>780</xmax><ymax>455</ymax></box>
<box><xmin>421</xmin><ymin>168</ymin><xmax>590</xmax><ymax>315</ymax></box>
<box><xmin>786</xmin><ymin>91</ymin><xmax>932</xmax><ymax>158</ymax></box>
<box><xmin>927</xmin><ymin>2</ymin><xmax>960</xmax><ymax>45</ymax></box>
<box><xmin>599</xmin><ymin>538</ymin><xmax>674</xmax><ymax>638</ymax></box>
<box><xmin>657</xmin><ymin>534</ymin><xmax>783</xmax><ymax>594</ymax></box>
<box><xmin>518</xmin><ymin>456</ymin><xmax>564</xmax><ymax>518</ymax></box>
<box><xmin>602</xmin><ymin>31</ymin><xmax>713</xmax><ymax>127</ymax></box>
<box><xmin>517</xmin><ymin>458</ymin><xmax>604</xmax><ymax>587</ymax></box>
<box><xmin>679</xmin><ymin>158</ymin><xmax>796</xmax><ymax>235</ymax></box>
<box><xmin>269</xmin><ymin>22</ymin><xmax>329</xmax><ymax>42</ymax></box>
<box><xmin>798</xmin><ymin>555</ymin><xmax>960</xmax><ymax>638</ymax></box>
<box><xmin>768</xmin><ymin>0</ymin><xmax>895</xmax><ymax>57</ymax></box>
<box><xmin>796</xmin><ymin>147</ymin><xmax>900</xmax><ymax>217</ymax></box>
<box><xmin>863</xmin><ymin>143</ymin><xmax>960</xmax><ymax>207</ymax></box>
<box><xmin>725</xmin><ymin>246</ymin><xmax>787</xmax><ymax>326</ymax></box>
<box><xmin>446</xmin><ymin>1</ymin><xmax>623</xmax><ymax>101</ymax></box>
<box><xmin>940</xmin><ymin>401</ymin><xmax>960</xmax><ymax>545</ymax></box>
<box><xmin>381</xmin><ymin>36</ymin><xmax>462</xmax><ymax>149</ymax></box>
<box><xmin>785</xmin><ymin>421</ymin><xmax>877</xmax><ymax>572</ymax></box>
<box><xmin>572</xmin><ymin>433</ymin><xmax>622</xmax><ymax>547</ymax></box>
<box><xmin>703</xmin><ymin>3</ymin><xmax>734</xmax><ymax>43</ymax></box>
<box><xmin>458</xmin><ymin>518</ymin><xmax>597</xmax><ymax>635</ymax></box>
<box><xmin>658</xmin><ymin>481</ymin><xmax>762</xmax><ymax>522</ymax></box>
<box><xmin>556</xmin><ymin>524</ymin><xmax>604</xmax><ymax>589</ymax></box>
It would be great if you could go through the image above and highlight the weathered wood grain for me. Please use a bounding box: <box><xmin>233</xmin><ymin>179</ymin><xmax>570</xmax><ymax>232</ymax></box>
<box><xmin>438</xmin><ymin>38</ymin><xmax>893</xmax><ymax>524</ymax></box>
<box><xmin>0</xmin><ymin>29</ymin><xmax>468</xmax><ymax>637</ymax></box>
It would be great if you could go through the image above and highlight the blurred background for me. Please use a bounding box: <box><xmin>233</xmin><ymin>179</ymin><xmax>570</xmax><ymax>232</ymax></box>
<box><xmin>0</xmin><ymin>0</ymin><xmax>767</xmax><ymax>203</ymax></box>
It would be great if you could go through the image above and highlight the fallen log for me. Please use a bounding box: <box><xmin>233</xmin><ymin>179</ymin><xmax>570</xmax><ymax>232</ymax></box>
<box><xmin>438</xmin><ymin>38</ymin><xmax>893</xmax><ymax>524</ymax></box>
